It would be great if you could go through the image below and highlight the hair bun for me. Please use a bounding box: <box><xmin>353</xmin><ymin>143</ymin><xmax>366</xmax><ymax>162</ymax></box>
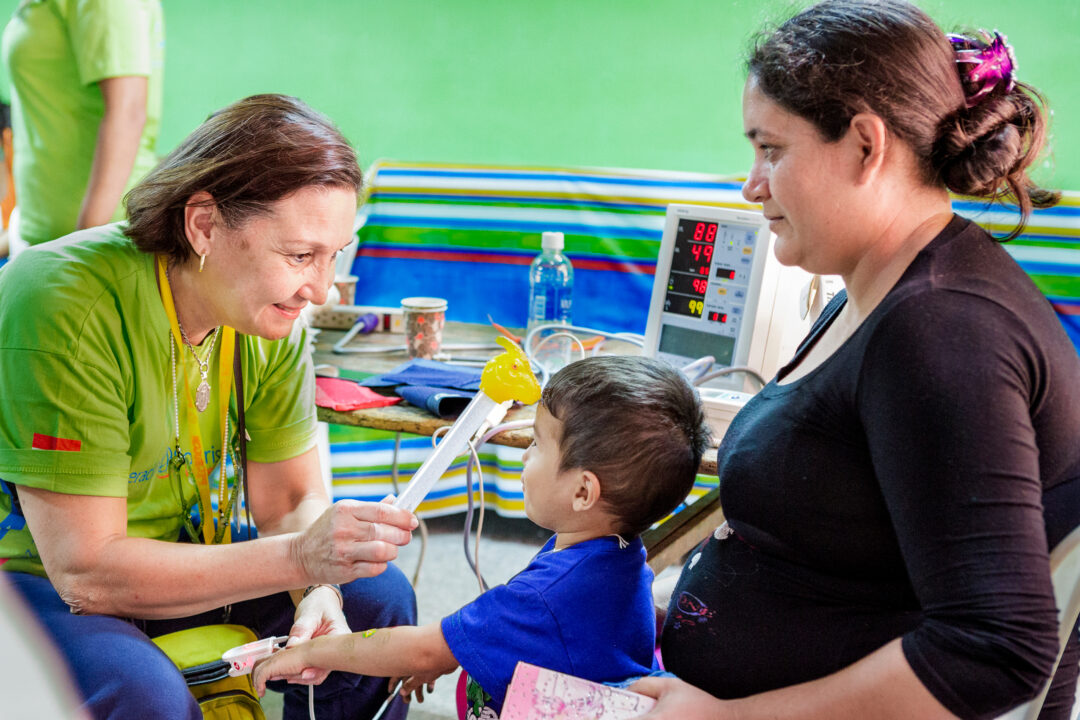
<box><xmin>933</xmin><ymin>98</ymin><xmax>1025</xmax><ymax>197</ymax></box>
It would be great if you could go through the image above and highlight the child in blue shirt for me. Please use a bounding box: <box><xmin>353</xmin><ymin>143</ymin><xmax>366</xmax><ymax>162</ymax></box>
<box><xmin>254</xmin><ymin>355</ymin><xmax>709</xmax><ymax>718</ymax></box>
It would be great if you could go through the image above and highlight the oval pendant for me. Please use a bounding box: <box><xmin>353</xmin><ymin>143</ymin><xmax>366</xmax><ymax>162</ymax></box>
<box><xmin>195</xmin><ymin>380</ymin><xmax>211</xmax><ymax>412</ymax></box>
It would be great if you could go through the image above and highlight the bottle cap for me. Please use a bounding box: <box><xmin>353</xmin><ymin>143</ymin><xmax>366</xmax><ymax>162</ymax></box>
<box><xmin>541</xmin><ymin>231</ymin><xmax>564</xmax><ymax>251</ymax></box>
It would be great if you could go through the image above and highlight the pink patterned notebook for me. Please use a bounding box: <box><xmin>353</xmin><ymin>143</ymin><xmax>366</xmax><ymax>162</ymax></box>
<box><xmin>499</xmin><ymin>662</ymin><xmax>656</xmax><ymax>720</ymax></box>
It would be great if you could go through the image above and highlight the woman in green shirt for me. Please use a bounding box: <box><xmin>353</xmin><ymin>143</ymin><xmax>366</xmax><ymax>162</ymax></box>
<box><xmin>2</xmin><ymin>0</ymin><xmax>165</xmax><ymax>249</ymax></box>
<box><xmin>0</xmin><ymin>94</ymin><xmax>418</xmax><ymax>720</ymax></box>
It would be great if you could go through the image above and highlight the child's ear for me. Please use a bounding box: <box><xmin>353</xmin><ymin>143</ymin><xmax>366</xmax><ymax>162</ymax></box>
<box><xmin>571</xmin><ymin>470</ymin><xmax>601</xmax><ymax>512</ymax></box>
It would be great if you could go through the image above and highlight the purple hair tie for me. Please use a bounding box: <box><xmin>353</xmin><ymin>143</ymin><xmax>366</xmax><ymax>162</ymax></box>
<box><xmin>948</xmin><ymin>30</ymin><xmax>1018</xmax><ymax>109</ymax></box>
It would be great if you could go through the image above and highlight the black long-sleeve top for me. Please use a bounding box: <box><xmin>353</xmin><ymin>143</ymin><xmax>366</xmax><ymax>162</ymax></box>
<box><xmin>661</xmin><ymin>216</ymin><xmax>1080</xmax><ymax>719</ymax></box>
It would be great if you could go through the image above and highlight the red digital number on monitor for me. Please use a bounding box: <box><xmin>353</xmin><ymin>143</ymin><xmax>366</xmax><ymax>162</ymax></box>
<box><xmin>693</xmin><ymin>222</ymin><xmax>718</xmax><ymax>243</ymax></box>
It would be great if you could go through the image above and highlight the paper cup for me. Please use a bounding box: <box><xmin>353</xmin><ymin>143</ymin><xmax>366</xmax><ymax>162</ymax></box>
<box><xmin>401</xmin><ymin>297</ymin><xmax>447</xmax><ymax>359</ymax></box>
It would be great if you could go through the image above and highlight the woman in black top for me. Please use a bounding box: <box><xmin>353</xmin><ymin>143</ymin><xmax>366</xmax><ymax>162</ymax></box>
<box><xmin>633</xmin><ymin>2</ymin><xmax>1080</xmax><ymax>719</ymax></box>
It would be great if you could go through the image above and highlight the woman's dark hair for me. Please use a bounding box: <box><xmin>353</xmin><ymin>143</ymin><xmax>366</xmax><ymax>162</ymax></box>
<box><xmin>541</xmin><ymin>356</ymin><xmax>710</xmax><ymax>538</ymax></box>
<box><xmin>124</xmin><ymin>94</ymin><xmax>363</xmax><ymax>262</ymax></box>
<box><xmin>747</xmin><ymin>0</ymin><xmax>1058</xmax><ymax>239</ymax></box>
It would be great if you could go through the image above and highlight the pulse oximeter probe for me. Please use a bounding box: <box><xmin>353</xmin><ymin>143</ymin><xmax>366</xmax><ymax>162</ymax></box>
<box><xmin>222</xmin><ymin>635</ymin><xmax>290</xmax><ymax>677</ymax></box>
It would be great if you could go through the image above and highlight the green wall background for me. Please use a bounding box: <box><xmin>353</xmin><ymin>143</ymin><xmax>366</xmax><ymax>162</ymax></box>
<box><xmin>4</xmin><ymin>1</ymin><xmax>1078</xmax><ymax>188</ymax></box>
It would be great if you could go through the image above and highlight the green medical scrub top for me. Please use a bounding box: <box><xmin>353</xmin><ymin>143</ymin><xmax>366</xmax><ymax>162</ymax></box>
<box><xmin>1</xmin><ymin>0</ymin><xmax>164</xmax><ymax>246</ymax></box>
<box><xmin>0</xmin><ymin>224</ymin><xmax>318</xmax><ymax>576</ymax></box>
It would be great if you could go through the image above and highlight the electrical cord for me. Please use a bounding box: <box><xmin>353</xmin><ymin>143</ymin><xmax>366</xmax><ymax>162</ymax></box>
<box><xmin>680</xmin><ymin>355</ymin><xmax>715</xmax><ymax>383</ymax></box>
<box><xmin>304</xmin><ymin>416</ymin><xmax>533</xmax><ymax>719</ymax></box>
<box><xmin>534</xmin><ymin>331</ymin><xmax>587</xmax><ymax>358</ymax></box>
<box><xmin>695</xmin><ymin>365</ymin><xmax>768</xmax><ymax>389</ymax></box>
<box><xmin>521</xmin><ymin>325</ymin><xmax>766</xmax><ymax>390</ymax></box>
<box><xmin>392</xmin><ymin>432</ymin><xmax>428</xmax><ymax>587</ymax></box>
<box><xmin>523</xmin><ymin>323</ymin><xmax>643</xmax><ymax>386</ymax></box>
<box><xmin>465</xmin><ymin>439</ymin><xmax>488</xmax><ymax>593</ymax></box>
<box><xmin>529</xmin><ymin>331</ymin><xmax>587</xmax><ymax>388</ymax></box>
<box><xmin>460</xmin><ymin>419</ymin><xmax>536</xmax><ymax>594</ymax></box>
<box><xmin>308</xmin><ymin>428</ymin><xmax>445</xmax><ymax>720</ymax></box>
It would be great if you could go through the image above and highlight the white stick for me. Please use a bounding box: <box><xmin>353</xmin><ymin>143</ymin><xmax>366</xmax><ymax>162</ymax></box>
<box><xmin>392</xmin><ymin>392</ymin><xmax>499</xmax><ymax>513</ymax></box>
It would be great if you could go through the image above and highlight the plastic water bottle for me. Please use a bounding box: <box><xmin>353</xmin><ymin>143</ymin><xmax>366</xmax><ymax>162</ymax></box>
<box><xmin>527</xmin><ymin>231</ymin><xmax>573</xmax><ymax>331</ymax></box>
<box><xmin>527</xmin><ymin>232</ymin><xmax>574</xmax><ymax>374</ymax></box>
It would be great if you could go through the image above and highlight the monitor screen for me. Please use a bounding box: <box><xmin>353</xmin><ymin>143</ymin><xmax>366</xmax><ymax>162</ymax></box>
<box><xmin>658</xmin><ymin>324</ymin><xmax>736</xmax><ymax>366</ymax></box>
<box><xmin>644</xmin><ymin>204</ymin><xmax>773</xmax><ymax>390</ymax></box>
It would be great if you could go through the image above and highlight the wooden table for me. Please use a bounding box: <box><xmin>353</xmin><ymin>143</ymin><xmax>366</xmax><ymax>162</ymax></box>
<box><xmin>313</xmin><ymin>321</ymin><xmax>538</xmax><ymax>448</ymax></box>
<box><xmin>318</xmin><ymin>402</ymin><xmax>538</xmax><ymax>449</ymax></box>
<box><xmin>313</xmin><ymin>322</ymin><xmax>723</xmax><ymax>571</ymax></box>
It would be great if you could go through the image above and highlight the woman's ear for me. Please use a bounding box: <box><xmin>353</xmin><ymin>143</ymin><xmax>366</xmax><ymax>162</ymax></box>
<box><xmin>183</xmin><ymin>191</ymin><xmax>217</xmax><ymax>257</ymax></box>
<box><xmin>848</xmin><ymin>112</ymin><xmax>888</xmax><ymax>184</ymax></box>
<box><xmin>571</xmin><ymin>470</ymin><xmax>602</xmax><ymax>512</ymax></box>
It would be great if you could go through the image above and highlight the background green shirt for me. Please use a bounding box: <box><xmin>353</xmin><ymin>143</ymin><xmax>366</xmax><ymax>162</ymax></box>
<box><xmin>1</xmin><ymin>0</ymin><xmax>163</xmax><ymax>246</ymax></box>
<box><xmin>0</xmin><ymin>224</ymin><xmax>318</xmax><ymax>576</ymax></box>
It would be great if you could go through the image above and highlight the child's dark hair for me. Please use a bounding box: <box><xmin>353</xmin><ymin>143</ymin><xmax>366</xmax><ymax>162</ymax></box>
<box><xmin>541</xmin><ymin>356</ymin><xmax>709</xmax><ymax>537</ymax></box>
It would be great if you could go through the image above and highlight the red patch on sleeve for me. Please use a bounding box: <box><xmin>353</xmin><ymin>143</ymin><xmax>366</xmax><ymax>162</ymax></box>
<box><xmin>31</xmin><ymin>433</ymin><xmax>82</xmax><ymax>452</ymax></box>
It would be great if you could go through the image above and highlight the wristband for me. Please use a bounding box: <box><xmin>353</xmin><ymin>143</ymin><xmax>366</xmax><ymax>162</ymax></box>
<box><xmin>302</xmin><ymin>583</ymin><xmax>343</xmax><ymax>608</ymax></box>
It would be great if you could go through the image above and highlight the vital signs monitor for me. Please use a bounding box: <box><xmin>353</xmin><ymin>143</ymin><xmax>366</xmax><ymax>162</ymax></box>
<box><xmin>644</xmin><ymin>204</ymin><xmax>815</xmax><ymax>395</ymax></box>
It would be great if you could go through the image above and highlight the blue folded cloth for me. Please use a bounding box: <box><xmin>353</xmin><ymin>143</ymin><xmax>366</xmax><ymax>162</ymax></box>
<box><xmin>360</xmin><ymin>360</ymin><xmax>483</xmax><ymax>418</ymax></box>
<box><xmin>397</xmin><ymin>385</ymin><xmax>475</xmax><ymax>418</ymax></box>
<box><xmin>361</xmin><ymin>359</ymin><xmax>482</xmax><ymax>391</ymax></box>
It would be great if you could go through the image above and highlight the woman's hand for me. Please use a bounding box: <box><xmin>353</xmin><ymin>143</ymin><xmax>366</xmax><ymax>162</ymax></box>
<box><xmin>630</xmin><ymin>676</ymin><xmax>734</xmax><ymax>720</ymax></box>
<box><xmin>291</xmin><ymin>500</ymin><xmax>417</xmax><ymax>585</ymax></box>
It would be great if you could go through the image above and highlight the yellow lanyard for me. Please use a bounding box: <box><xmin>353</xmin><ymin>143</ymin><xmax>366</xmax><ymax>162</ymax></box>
<box><xmin>157</xmin><ymin>256</ymin><xmax>236</xmax><ymax>544</ymax></box>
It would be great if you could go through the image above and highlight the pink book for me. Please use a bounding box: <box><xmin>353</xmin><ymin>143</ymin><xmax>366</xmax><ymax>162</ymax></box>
<box><xmin>499</xmin><ymin>662</ymin><xmax>656</xmax><ymax>720</ymax></box>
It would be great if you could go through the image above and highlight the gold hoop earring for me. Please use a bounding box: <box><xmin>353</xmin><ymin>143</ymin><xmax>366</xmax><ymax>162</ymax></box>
<box><xmin>198</xmin><ymin>254</ymin><xmax>206</xmax><ymax>273</ymax></box>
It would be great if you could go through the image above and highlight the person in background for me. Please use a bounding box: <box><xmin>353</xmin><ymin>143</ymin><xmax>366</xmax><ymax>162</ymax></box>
<box><xmin>1</xmin><ymin>0</ymin><xmax>163</xmax><ymax>252</ymax></box>
<box><xmin>632</xmin><ymin>1</ymin><xmax>1080</xmax><ymax>719</ymax></box>
<box><xmin>253</xmin><ymin>356</ymin><xmax>711</xmax><ymax>720</ymax></box>
<box><xmin>0</xmin><ymin>94</ymin><xmax>418</xmax><ymax>720</ymax></box>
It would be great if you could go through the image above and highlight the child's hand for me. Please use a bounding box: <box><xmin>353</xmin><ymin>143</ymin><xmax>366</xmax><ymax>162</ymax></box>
<box><xmin>391</xmin><ymin>673</ymin><xmax>440</xmax><ymax>703</ymax></box>
<box><xmin>252</xmin><ymin>645</ymin><xmax>318</xmax><ymax>697</ymax></box>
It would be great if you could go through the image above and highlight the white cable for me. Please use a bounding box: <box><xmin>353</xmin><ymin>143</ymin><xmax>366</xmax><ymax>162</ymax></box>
<box><xmin>391</xmin><ymin>432</ymin><xmax>427</xmax><ymax>587</ymax></box>
<box><xmin>304</xmin><ymin>417</ymin><xmax>532</xmax><ymax>719</ymax></box>
<box><xmin>522</xmin><ymin>323</ymin><xmax>645</xmax><ymax>386</ymax></box>
<box><xmin>461</xmin><ymin>419</ymin><xmax>535</xmax><ymax>595</ymax></box>
<box><xmin>467</xmin><ymin>440</ymin><xmax>486</xmax><ymax>593</ymax></box>
<box><xmin>533</xmin><ymin>331</ymin><xmax>587</xmax><ymax>360</ymax></box>
<box><xmin>680</xmin><ymin>356</ymin><xmax>716</xmax><ymax>383</ymax></box>
<box><xmin>529</xmin><ymin>331</ymin><xmax>588</xmax><ymax>386</ymax></box>
<box><xmin>416</xmin><ymin>422</ymin><xmax>488</xmax><ymax>592</ymax></box>
<box><xmin>475</xmin><ymin>460</ymin><xmax>485</xmax><ymax>590</ymax></box>
<box><xmin>461</xmin><ymin>453</ymin><xmax>488</xmax><ymax>592</ymax></box>
<box><xmin>478</xmin><ymin>420</ymin><xmax>536</xmax><ymax>443</ymax></box>
<box><xmin>522</xmin><ymin>323</ymin><xmax>645</xmax><ymax>355</ymax></box>
<box><xmin>695</xmin><ymin>365</ymin><xmax>768</xmax><ymax>388</ymax></box>
<box><xmin>461</xmin><ymin>426</ymin><xmax>489</xmax><ymax>592</ymax></box>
